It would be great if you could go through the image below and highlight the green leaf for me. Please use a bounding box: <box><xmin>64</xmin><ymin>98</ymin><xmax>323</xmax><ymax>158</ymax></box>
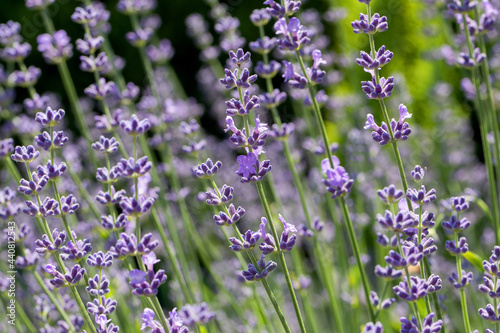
<box><xmin>462</xmin><ymin>251</ymin><xmax>485</xmax><ymax>272</ymax></box>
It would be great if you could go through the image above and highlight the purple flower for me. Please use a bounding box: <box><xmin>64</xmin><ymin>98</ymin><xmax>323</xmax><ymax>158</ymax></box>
<box><xmin>16</xmin><ymin>248</ymin><xmax>38</xmax><ymax>269</ymax></box>
<box><xmin>1</xmin><ymin>41</ymin><xmax>32</xmax><ymax>62</ymax></box>
<box><xmin>220</xmin><ymin>67</ymin><xmax>257</xmax><ymax>90</ymax></box>
<box><xmin>7</xmin><ymin>66</ymin><xmax>41</xmax><ymax>87</ymax></box>
<box><xmin>18</xmin><ymin>172</ymin><xmax>48</xmax><ymax>196</ymax></box>
<box><xmin>92</xmin><ymin>136</ymin><xmax>120</xmax><ymax>154</ymax></box>
<box><xmin>193</xmin><ymin>159</ymin><xmax>222</xmax><ymax>178</ymax></box>
<box><xmin>37</xmin><ymin>161</ymin><xmax>67</xmax><ymax>181</ymax></box>
<box><xmin>45</xmin><ymin>264</ymin><xmax>85</xmax><ymax>288</ymax></box>
<box><xmin>279</xmin><ymin>214</ymin><xmax>297</xmax><ymax>251</ymax></box>
<box><xmin>260</xmin><ymin>89</ymin><xmax>287</xmax><ymax>109</ymax></box>
<box><xmin>120</xmin><ymin>196</ymin><xmax>155</xmax><ymax>217</ymax></box>
<box><xmin>84</xmin><ymin>78</ymin><xmax>116</xmax><ymax>100</ymax></box>
<box><xmin>37</xmin><ymin>30</ymin><xmax>73</xmax><ymax>64</ymax></box>
<box><xmin>25</xmin><ymin>0</ymin><xmax>54</xmax><ymax>10</ymax></box>
<box><xmin>273</xmin><ymin>17</ymin><xmax>310</xmax><ymax>51</ymax></box>
<box><xmin>111</xmin><ymin>233</ymin><xmax>158</xmax><ymax>258</ymax></box>
<box><xmin>449</xmin><ymin>270</ymin><xmax>473</xmax><ymax>289</ymax></box>
<box><xmin>35</xmin><ymin>131</ymin><xmax>68</xmax><ymax>151</ymax></box>
<box><xmin>120</xmin><ymin>114</ymin><xmax>151</xmax><ymax>136</ymax></box>
<box><xmin>117</xmin><ymin>156</ymin><xmax>152</xmax><ymax>178</ymax></box>
<box><xmin>128</xmin><ymin>268</ymin><xmax>167</xmax><ymax>296</ymax></box>
<box><xmin>361</xmin><ymin>76</ymin><xmax>394</xmax><ymax>100</ymax></box>
<box><xmin>282</xmin><ymin>61</ymin><xmax>307</xmax><ymax>89</ymax></box>
<box><xmin>250</xmin><ymin>8</ymin><xmax>271</xmax><ymax>27</ymax></box>
<box><xmin>448</xmin><ymin>0</ymin><xmax>477</xmax><ymax>13</ymax></box>
<box><xmin>87</xmin><ymin>251</ymin><xmax>113</xmax><ymax>269</ymax></box>
<box><xmin>259</xmin><ymin>217</ymin><xmax>277</xmax><ymax>255</ymax></box>
<box><xmin>401</xmin><ymin>312</ymin><xmax>442</xmax><ymax>333</ymax></box>
<box><xmin>242</xmin><ymin>254</ymin><xmax>277</xmax><ymax>281</ymax></box>
<box><xmin>321</xmin><ymin>157</ymin><xmax>354</xmax><ymax>199</ymax></box>
<box><xmin>374</xmin><ymin>265</ymin><xmax>402</xmax><ymax>280</ymax></box>
<box><xmin>225</xmin><ymin>90</ymin><xmax>260</xmax><ymax>116</ymax></box>
<box><xmin>117</xmin><ymin>0</ymin><xmax>157</xmax><ymax>15</ymax></box>
<box><xmin>35</xmin><ymin>229</ymin><xmax>66</xmax><ymax>254</ymax></box>
<box><xmin>264</xmin><ymin>0</ymin><xmax>301</xmax><ymax>18</ymax></box>
<box><xmin>229</xmin><ymin>230</ymin><xmax>260</xmax><ymax>252</ymax></box>
<box><xmin>363</xmin><ymin>322</ymin><xmax>383</xmax><ymax>333</ymax></box>
<box><xmin>60</xmin><ymin>236</ymin><xmax>92</xmax><ymax>261</ymax></box>
<box><xmin>141</xmin><ymin>308</ymin><xmax>165</xmax><ymax>332</ymax></box>
<box><xmin>356</xmin><ymin>46</ymin><xmax>393</xmax><ymax>69</ymax></box>
<box><xmin>178</xmin><ymin>303</ymin><xmax>215</xmax><ymax>328</ymax></box>
<box><xmin>0</xmin><ymin>139</ymin><xmax>14</xmax><ymax>158</ymax></box>
<box><xmin>76</xmin><ymin>35</ymin><xmax>104</xmax><ymax>55</ymax></box>
<box><xmin>96</xmin><ymin>168</ymin><xmax>122</xmax><ymax>184</ymax></box>
<box><xmin>479</xmin><ymin>303</ymin><xmax>500</xmax><ymax>322</ymax></box>
<box><xmin>101</xmin><ymin>213</ymin><xmax>128</xmax><ymax>230</ymax></box>
<box><xmin>11</xmin><ymin>145</ymin><xmax>39</xmax><ymax>163</ymax></box>
<box><xmin>411</xmin><ymin>165</ymin><xmax>426</xmax><ymax>182</ymax></box>
<box><xmin>442</xmin><ymin>215</ymin><xmax>470</xmax><ymax>232</ymax></box>
<box><xmin>377</xmin><ymin>185</ymin><xmax>403</xmax><ymax>204</ymax></box>
<box><xmin>236</xmin><ymin>152</ymin><xmax>272</xmax><ymax>183</ymax></box>
<box><xmin>71</xmin><ymin>5</ymin><xmax>98</xmax><ymax>24</ymax></box>
<box><xmin>87</xmin><ymin>274</ymin><xmax>111</xmax><ymax>296</ymax></box>
<box><xmin>249</xmin><ymin>36</ymin><xmax>276</xmax><ymax>55</ymax></box>
<box><xmin>87</xmin><ymin>297</ymin><xmax>117</xmax><ymax>316</ymax></box>
<box><xmin>351</xmin><ymin>13</ymin><xmax>388</xmax><ymax>34</ymax></box>
<box><xmin>456</xmin><ymin>47</ymin><xmax>486</xmax><ymax>68</ymax></box>
<box><xmin>393</xmin><ymin>276</ymin><xmax>441</xmax><ymax>302</ymax></box>
<box><xmin>80</xmin><ymin>52</ymin><xmax>108</xmax><ymax>72</ymax></box>
<box><xmin>407</xmin><ymin>185</ymin><xmax>437</xmax><ymax>205</ymax></box>
<box><xmin>126</xmin><ymin>28</ymin><xmax>154</xmax><ymax>47</ymax></box>
<box><xmin>146</xmin><ymin>39</ymin><xmax>174</xmax><ymax>64</ymax></box>
<box><xmin>213</xmin><ymin>203</ymin><xmax>245</xmax><ymax>226</ymax></box>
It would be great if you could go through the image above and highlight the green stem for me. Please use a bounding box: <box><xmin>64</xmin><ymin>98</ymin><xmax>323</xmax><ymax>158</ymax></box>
<box><xmin>255</xmin><ymin>182</ymin><xmax>307</xmax><ymax>333</ymax></box>
<box><xmin>462</xmin><ymin>14</ymin><xmax>500</xmax><ymax>245</ymax></box>
<box><xmin>455</xmin><ymin>233</ymin><xmax>471</xmax><ymax>332</ymax></box>
<box><xmin>69</xmin><ymin>285</ymin><xmax>98</xmax><ymax>333</ymax></box>
<box><xmin>208</xmin><ymin>177</ymin><xmax>291</xmax><ymax>333</ymax></box>
<box><xmin>33</xmin><ymin>270</ymin><xmax>76</xmax><ymax>332</ymax></box>
<box><xmin>150</xmin><ymin>296</ymin><xmax>172</xmax><ymax>333</ymax></box>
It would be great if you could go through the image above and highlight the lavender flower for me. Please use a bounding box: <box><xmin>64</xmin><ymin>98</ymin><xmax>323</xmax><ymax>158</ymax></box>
<box><xmin>120</xmin><ymin>115</ymin><xmax>151</xmax><ymax>136</ymax></box>
<box><xmin>229</xmin><ymin>230</ymin><xmax>260</xmax><ymax>252</ymax></box>
<box><xmin>400</xmin><ymin>312</ymin><xmax>442</xmax><ymax>333</ymax></box>
<box><xmin>178</xmin><ymin>303</ymin><xmax>215</xmax><ymax>328</ymax></box>
<box><xmin>11</xmin><ymin>145</ymin><xmax>39</xmax><ymax>163</ymax></box>
<box><xmin>273</xmin><ymin>17</ymin><xmax>309</xmax><ymax>51</ymax></box>
<box><xmin>45</xmin><ymin>264</ymin><xmax>85</xmax><ymax>287</ymax></box>
<box><xmin>128</xmin><ymin>268</ymin><xmax>167</xmax><ymax>296</ymax></box>
<box><xmin>37</xmin><ymin>30</ymin><xmax>73</xmax><ymax>64</ymax></box>
<box><xmin>35</xmin><ymin>229</ymin><xmax>66</xmax><ymax>254</ymax></box>
<box><xmin>87</xmin><ymin>251</ymin><xmax>113</xmax><ymax>269</ymax></box>
<box><xmin>18</xmin><ymin>173</ymin><xmax>48</xmax><ymax>195</ymax></box>
<box><xmin>111</xmin><ymin>233</ymin><xmax>158</xmax><ymax>257</ymax></box>
<box><xmin>242</xmin><ymin>254</ymin><xmax>277</xmax><ymax>281</ymax></box>
<box><xmin>321</xmin><ymin>157</ymin><xmax>354</xmax><ymax>199</ymax></box>
<box><xmin>361</xmin><ymin>76</ymin><xmax>394</xmax><ymax>100</ymax></box>
<box><xmin>356</xmin><ymin>46</ymin><xmax>393</xmax><ymax>69</ymax></box>
<box><xmin>351</xmin><ymin>13</ymin><xmax>388</xmax><ymax>34</ymax></box>
<box><xmin>213</xmin><ymin>203</ymin><xmax>245</xmax><ymax>226</ymax></box>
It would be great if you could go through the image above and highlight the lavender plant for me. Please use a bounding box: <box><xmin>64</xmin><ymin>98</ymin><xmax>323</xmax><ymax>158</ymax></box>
<box><xmin>0</xmin><ymin>0</ymin><xmax>499</xmax><ymax>332</ymax></box>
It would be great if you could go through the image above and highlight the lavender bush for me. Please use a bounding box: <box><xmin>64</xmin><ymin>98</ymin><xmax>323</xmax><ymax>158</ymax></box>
<box><xmin>0</xmin><ymin>0</ymin><xmax>499</xmax><ymax>332</ymax></box>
